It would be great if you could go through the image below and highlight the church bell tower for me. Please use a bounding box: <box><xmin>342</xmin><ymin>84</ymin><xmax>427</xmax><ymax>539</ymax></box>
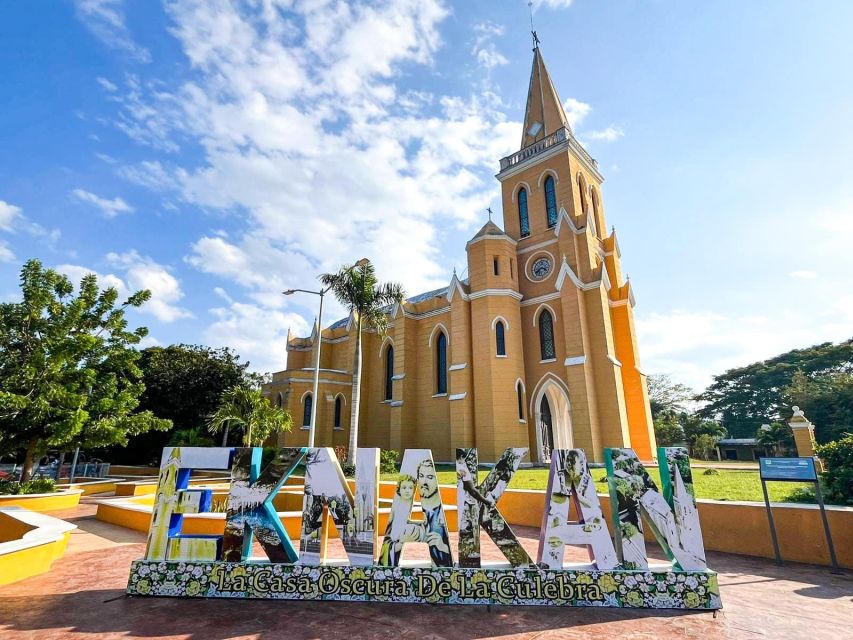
<box><xmin>494</xmin><ymin>41</ymin><xmax>657</xmax><ymax>462</ymax></box>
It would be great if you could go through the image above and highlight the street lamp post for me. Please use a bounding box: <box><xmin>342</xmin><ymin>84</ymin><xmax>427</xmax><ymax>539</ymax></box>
<box><xmin>284</xmin><ymin>258</ymin><xmax>368</xmax><ymax>449</ymax></box>
<box><xmin>282</xmin><ymin>286</ymin><xmax>326</xmax><ymax>448</ymax></box>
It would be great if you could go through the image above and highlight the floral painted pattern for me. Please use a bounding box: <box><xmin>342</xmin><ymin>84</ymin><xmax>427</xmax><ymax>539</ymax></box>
<box><xmin>127</xmin><ymin>560</ymin><xmax>721</xmax><ymax>609</ymax></box>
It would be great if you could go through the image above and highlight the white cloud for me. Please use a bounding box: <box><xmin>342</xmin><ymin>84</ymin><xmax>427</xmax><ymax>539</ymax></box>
<box><xmin>58</xmin><ymin>251</ymin><xmax>192</xmax><ymax>324</ymax></box>
<box><xmin>0</xmin><ymin>200</ymin><xmax>61</xmax><ymax>261</ymax></box>
<box><xmin>535</xmin><ymin>0</ymin><xmax>574</xmax><ymax>9</ymax></box>
<box><xmin>204</xmin><ymin>301</ymin><xmax>310</xmax><ymax>373</ymax></box>
<box><xmin>563</xmin><ymin>98</ymin><xmax>591</xmax><ymax>129</ymax></box>
<box><xmin>0</xmin><ymin>201</ymin><xmax>21</xmax><ymax>231</ymax></box>
<box><xmin>106</xmin><ymin>250</ymin><xmax>193</xmax><ymax>322</ymax></box>
<box><xmin>637</xmin><ymin>308</ymin><xmax>852</xmax><ymax>391</ymax></box>
<box><xmin>789</xmin><ymin>270</ymin><xmax>818</xmax><ymax>280</ymax></box>
<box><xmin>72</xmin><ymin>188</ymin><xmax>134</xmax><ymax>217</ymax></box>
<box><xmin>105</xmin><ymin>0</ymin><xmax>521</xmax><ymax>344</ymax></box>
<box><xmin>117</xmin><ymin>161</ymin><xmax>181</xmax><ymax>191</ymax></box>
<box><xmin>587</xmin><ymin>125</ymin><xmax>625</xmax><ymax>142</ymax></box>
<box><xmin>97</xmin><ymin>76</ymin><xmax>118</xmax><ymax>92</ymax></box>
<box><xmin>74</xmin><ymin>0</ymin><xmax>151</xmax><ymax>62</ymax></box>
<box><xmin>472</xmin><ymin>21</ymin><xmax>508</xmax><ymax>71</ymax></box>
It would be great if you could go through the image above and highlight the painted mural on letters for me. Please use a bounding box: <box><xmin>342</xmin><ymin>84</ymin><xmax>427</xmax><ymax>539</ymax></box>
<box><xmin>129</xmin><ymin>446</ymin><xmax>721</xmax><ymax>609</ymax></box>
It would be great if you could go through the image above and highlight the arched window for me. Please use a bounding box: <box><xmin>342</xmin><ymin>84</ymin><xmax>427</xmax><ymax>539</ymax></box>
<box><xmin>302</xmin><ymin>393</ymin><xmax>313</xmax><ymax>427</ymax></box>
<box><xmin>495</xmin><ymin>321</ymin><xmax>506</xmax><ymax>356</ymax></box>
<box><xmin>517</xmin><ymin>381</ymin><xmax>525</xmax><ymax>420</ymax></box>
<box><xmin>518</xmin><ymin>188</ymin><xmax>530</xmax><ymax>237</ymax></box>
<box><xmin>544</xmin><ymin>175</ymin><xmax>558</xmax><ymax>227</ymax></box>
<box><xmin>539</xmin><ymin>310</ymin><xmax>556</xmax><ymax>360</ymax></box>
<box><xmin>276</xmin><ymin>392</ymin><xmax>283</xmax><ymax>408</ymax></box>
<box><xmin>577</xmin><ymin>174</ymin><xmax>587</xmax><ymax>214</ymax></box>
<box><xmin>436</xmin><ymin>332</ymin><xmax>447</xmax><ymax>394</ymax></box>
<box><xmin>334</xmin><ymin>396</ymin><xmax>342</xmax><ymax>429</ymax></box>
<box><xmin>591</xmin><ymin>188</ymin><xmax>602</xmax><ymax>237</ymax></box>
<box><xmin>384</xmin><ymin>345</ymin><xmax>394</xmax><ymax>400</ymax></box>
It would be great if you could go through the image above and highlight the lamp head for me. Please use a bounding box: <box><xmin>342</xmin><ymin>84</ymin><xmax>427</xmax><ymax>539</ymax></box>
<box><xmin>282</xmin><ymin>289</ymin><xmax>295</xmax><ymax>295</ymax></box>
<box><xmin>354</xmin><ymin>258</ymin><xmax>370</xmax><ymax>268</ymax></box>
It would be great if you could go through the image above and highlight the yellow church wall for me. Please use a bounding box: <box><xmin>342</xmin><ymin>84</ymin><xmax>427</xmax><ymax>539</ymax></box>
<box><xmin>611</xmin><ymin>302</ymin><xmax>657</xmax><ymax>461</ymax></box>
<box><xmin>448</xmin><ymin>295</ymin><xmax>475</xmax><ymax>452</ymax></box>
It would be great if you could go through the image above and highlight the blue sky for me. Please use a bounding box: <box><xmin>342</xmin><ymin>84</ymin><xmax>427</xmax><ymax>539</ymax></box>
<box><xmin>1</xmin><ymin>0</ymin><xmax>851</xmax><ymax>390</ymax></box>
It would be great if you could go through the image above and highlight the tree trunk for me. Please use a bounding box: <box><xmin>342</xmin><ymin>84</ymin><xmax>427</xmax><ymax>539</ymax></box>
<box><xmin>221</xmin><ymin>424</ymin><xmax>229</xmax><ymax>447</ymax></box>
<box><xmin>347</xmin><ymin>314</ymin><xmax>363</xmax><ymax>466</ymax></box>
<box><xmin>20</xmin><ymin>437</ymin><xmax>39</xmax><ymax>483</ymax></box>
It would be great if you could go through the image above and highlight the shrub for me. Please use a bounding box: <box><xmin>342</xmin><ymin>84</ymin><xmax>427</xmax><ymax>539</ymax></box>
<box><xmin>20</xmin><ymin>477</ymin><xmax>57</xmax><ymax>494</ymax></box>
<box><xmin>333</xmin><ymin>446</ymin><xmax>356</xmax><ymax>477</ymax></box>
<box><xmin>702</xmin><ymin>468</ymin><xmax>719</xmax><ymax>476</ymax></box>
<box><xmin>815</xmin><ymin>433</ymin><xmax>853</xmax><ymax>505</ymax></box>
<box><xmin>782</xmin><ymin>487</ymin><xmax>817</xmax><ymax>504</ymax></box>
<box><xmin>0</xmin><ymin>480</ymin><xmax>22</xmax><ymax>495</ymax></box>
<box><xmin>380</xmin><ymin>449</ymin><xmax>399</xmax><ymax>474</ymax></box>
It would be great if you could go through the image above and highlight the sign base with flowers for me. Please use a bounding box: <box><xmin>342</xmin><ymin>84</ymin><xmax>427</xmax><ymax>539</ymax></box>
<box><xmin>126</xmin><ymin>446</ymin><xmax>723</xmax><ymax>610</ymax></box>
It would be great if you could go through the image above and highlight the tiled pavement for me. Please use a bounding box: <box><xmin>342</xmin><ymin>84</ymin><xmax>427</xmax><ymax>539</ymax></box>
<box><xmin>0</xmin><ymin>498</ymin><xmax>850</xmax><ymax>639</ymax></box>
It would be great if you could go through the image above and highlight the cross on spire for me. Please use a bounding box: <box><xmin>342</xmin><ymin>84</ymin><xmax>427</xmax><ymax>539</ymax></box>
<box><xmin>487</xmin><ymin>206</ymin><xmax>493</xmax><ymax>222</ymax></box>
<box><xmin>528</xmin><ymin>2</ymin><xmax>540</xmax><ymax>49</ymax></box>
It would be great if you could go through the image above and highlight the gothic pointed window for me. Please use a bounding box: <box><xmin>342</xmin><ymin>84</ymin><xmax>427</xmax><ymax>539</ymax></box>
<box><xmin>517</xmin><ymin>381</ymin><xmax>525</xmax><ymax>421</ymax></box>
<box><xmin>518</xmin><ymin>188</ymin><xmax>530</xmax><ymax>237</ymax></box>
<box><xmin>544</xmin><ymin>175</ymin><xmax>558</xmax><ymax>228</ymax></box>
<box><xmin>436</xmin><ymin>332</ymin><xmax>447</xmax><ymax>394</ymax></box>
<box><xmin>539</xmin><ymin>309</ymin><xmax>556</xmax><ymax>360</ymax></box>
<box><xmin>302</xmin><ymin>393</ymin><xmax>312</xmax><ymax>427</ymax></box>
<box><xmin>495</xmin><ymin>321</ymin><xmax>506</xmax><ymax>356</ymax></box>
<box><xmin>384</xmin><ymin>345</ymin><xmax>394</xmax><ymax>401</ymax></box>
<box><xmin>334</xmin><ymin>396</ymin><xmax>342</xmax><ymax>429</ymax></box>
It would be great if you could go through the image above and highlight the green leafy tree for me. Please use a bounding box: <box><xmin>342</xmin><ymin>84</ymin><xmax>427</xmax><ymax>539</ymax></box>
<box><xmin>0</xmin><ymin>259</ymin><xmax>170</xmax><ymax>481</ymax></box>
<box><xmin>653</xmin><ymin>409</ymin><xmax>686</xmax><ymax>446</ymax></box>
<box><xmin>692</xmin><ymin>434</ymin><xmax>720</xmax><ymax>461</ymax></box>
<box><xmin>208</xmin><ymin>384</ymin><xmax>292</xmax><ymax>446</ymax></box>
<box><xmin>785</xmin><ymin>370</ymin><xmax>853</xmax><ymax>444</ymax></box>
<box><xmin>168</xmin><ymin>427</ymin><xmax>215</xmax><ymax>447</ymax></box>
<box><xmin>697</xmin><ymin>339</ymin><xmax>853</xmax><ymax>438</ymax></box>
<box><xmin>678</xmin><ymin>414</ymin><xmax>726</xmax><ymax>457</ymax></box>
<box><xmin>320</xmin><ymin>260</ymin><xmax>404</xmax><ymax>465</ymax></box>
<box><xmin>647</xmin><ymin>374</ymin><xmax>694</xmax><ymax>418</ymax></box>
<box><xmin>110</xmin><ymin>344</ymin><xmax>256</xmax><ymax>464</ymax></box>
<box><xmin>755</xmin><ymin>422</ymin><xmax>794</xmax><ymax>457</ymax></box>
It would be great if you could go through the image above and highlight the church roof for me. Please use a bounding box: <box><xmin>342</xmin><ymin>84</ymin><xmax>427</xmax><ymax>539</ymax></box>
<box><xmin>324</xmin><ymin>282</ymin><xmax>463</xmax><ymax>332</ymax></box>
<box><xmin>521</xmin><ymin>45</ymin><xmax>570</xmax><ymax>149</ymax></box>
<box><xmin>471</xmin><ymin>220</ymin><xmax>505</xmax><ymax>239</ymax></box>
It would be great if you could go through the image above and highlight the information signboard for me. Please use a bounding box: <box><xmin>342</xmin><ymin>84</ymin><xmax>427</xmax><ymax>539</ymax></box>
<box><xmin>759</xmin><ymin>457</ymin><xmax>817</xmax><ymax>482</ymax></box>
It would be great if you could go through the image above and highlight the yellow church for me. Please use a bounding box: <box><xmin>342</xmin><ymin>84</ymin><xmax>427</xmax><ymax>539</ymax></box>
<box><xmin>265</xmin><ymin>44</ymin><xmax>657</xmax><ymax>464</ymax></box>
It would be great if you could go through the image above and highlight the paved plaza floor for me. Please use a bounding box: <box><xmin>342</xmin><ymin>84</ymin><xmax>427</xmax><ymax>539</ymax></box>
<box><xmin>0</xmin><ymin>498</ymin><xmax>850</xmax><ymax>639</ymax></box>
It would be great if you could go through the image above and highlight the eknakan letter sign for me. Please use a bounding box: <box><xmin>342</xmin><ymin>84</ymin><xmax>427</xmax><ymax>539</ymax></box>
<box><xmin>126</xmin><ymin>446</ymin><xmax>721</xmax><ymax>609</ymax></box>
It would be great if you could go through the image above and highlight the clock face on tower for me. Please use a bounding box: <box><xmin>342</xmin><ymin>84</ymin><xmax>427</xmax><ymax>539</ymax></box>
<box><xmin>531</xmin><ymin>256</ymin><xmax>552</xmax><ymax>280</ymax></box>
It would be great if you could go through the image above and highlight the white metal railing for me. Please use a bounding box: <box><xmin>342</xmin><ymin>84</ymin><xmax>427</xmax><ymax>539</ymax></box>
<box><xmin>500</xmin><ymin>127</ymin><xmax>569</xmax><ymax>171</ymax></box>
<box><xmin>499</xmin><ymin>126</ymin><xmax>601</xmax><ymax>175</ymax></box>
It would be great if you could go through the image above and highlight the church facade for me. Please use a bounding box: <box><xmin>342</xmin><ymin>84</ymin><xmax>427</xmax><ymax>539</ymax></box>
<box><xmin>264</xmin><ymin>45</ymin><xmax>656</xmax><ymax>463</ymax></box>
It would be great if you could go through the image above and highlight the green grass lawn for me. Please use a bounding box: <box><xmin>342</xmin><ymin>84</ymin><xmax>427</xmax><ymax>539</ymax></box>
<box><xmin>381</xmin><ymin>464</ymin><xmax>813</xmax><ymax>503</ymax></box>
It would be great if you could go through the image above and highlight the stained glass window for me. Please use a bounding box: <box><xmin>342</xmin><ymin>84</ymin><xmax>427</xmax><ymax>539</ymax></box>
<box><xmin>496</xmin><ymin>321</ymin><xmax>506</xmax><ymax>356</ymax></box>
<box><xmin>302</xmin><ymin>393</ymin><xmax>312</xmax><ymax>427</ymax></box>
<box><xmin>436</xmin><ymin>332</ymin><xmax>447</xmax><ymax>394</ymax></box>
<box><xmin>539</xmin><ymin>310</ymin><xmax>555</xmax><ymax>360</ymax></box>
<box><xmin>545</xmin><ymin>175</ymin><xmax>558</xmax><ymax>227</ymax></box>
<box><xmin>518</xmin><ymin>188</ymin><xmax>530</xmax><ymax>237</ymax></box>
<box><xmin>385</xmin><ymin>345</ymin><xmax>394</xmax><ymax>400</ymax></box>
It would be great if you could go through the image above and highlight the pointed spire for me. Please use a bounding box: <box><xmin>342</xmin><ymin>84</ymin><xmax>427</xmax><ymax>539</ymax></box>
<box><xmin>520</xmin><ymin>44</ymin><xmax>570</xmax><ymax>149</ymax></box>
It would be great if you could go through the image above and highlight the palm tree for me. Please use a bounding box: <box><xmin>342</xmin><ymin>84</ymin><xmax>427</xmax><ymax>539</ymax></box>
<box><xmin>208</xmin><ymin>385</ymin><xmax>293</xmax><ymax>446</ymax></box>
<box><xmin>320</xmin><ymin>260</ymin><xmax>404</xmax><ymax>465</ymax></box>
